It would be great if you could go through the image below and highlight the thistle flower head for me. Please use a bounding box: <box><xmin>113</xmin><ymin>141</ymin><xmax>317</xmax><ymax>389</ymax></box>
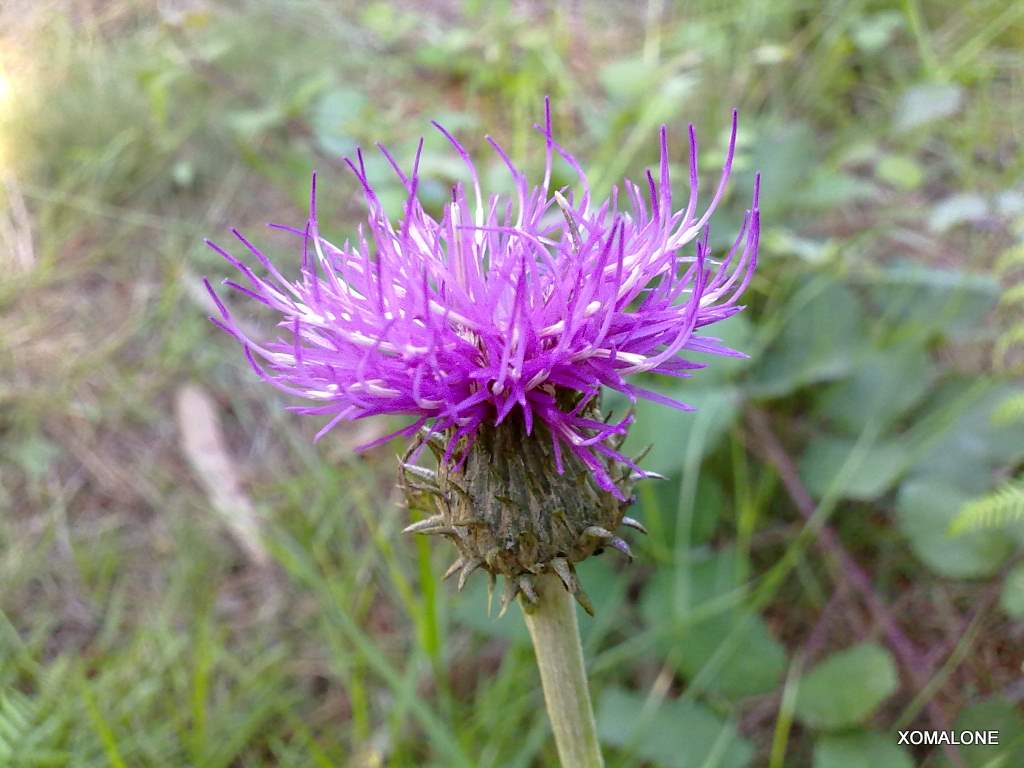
<box><xmin>206</xmin><ymin>100</ymin><xmax>760</xmax><ymax>503</ymax></box>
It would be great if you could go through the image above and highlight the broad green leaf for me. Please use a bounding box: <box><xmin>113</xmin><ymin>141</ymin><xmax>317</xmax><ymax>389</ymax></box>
<box><xmin>617</xmin><ymin>386</ymin><xmax>741</xmax><ymax>476</ymax></box>
<box><xmin>228</xmin><ymin>106</ymin><xmax>286</xmax><ymax>141</ymax></box>
<box><xmin>894</xmin><ymin>83</ymin><xmax>963</xmax><ymax>131</ymax></box>
<box><xmin>597</xmin><ymin>687</ymin><xmax>753</xmax><ymax>768</ymax></box>
<box><xmin>916</xmin><ymin>389</ymin><xmax>1024</xmax><ymax>519</ymax></box>
<box><xmin>937</xmin><ymin>698</ymin><xmax>1024</xmax><ymax>767</ymax></box>
<box><xmin>7</xmin><ymin>435</ymin><xmax>62</xmax><ymax>483</ymax></box>
<box><xmin>837</xmin><ymin>140</ymin><xmax>881</xmax><ymax>165</ymax></box>
<box><xmin>747</xmin><ymin>280</ymin><xmax>865</xmax><ymax>398</ymax></box>
<box><xmin>799</xmin><ymin>436</ymin><xmax>907</xmax><ymax>501</ymax></box>
<box><xmin>794</xmin><ymin>643</ymin><xmax>898</xmax><ymax>731</ymax></box>
<box><xmin>814</xmin><ymin>731</ymin><xmax>913</xmax><ymax>768</ymax></box>
<box><xmin>309</xmin><ymin>87</ymin><xmax>368</xmax><ymax>157</ymax></box>
<box><xmin>672</xmin><ymin>610</ymin><xmax>787</xmax><ymax>699</ymax></box>
<box><xmin>999</xmin><ymin>563</ymin><xmax>1024</xmax><ymax>619</ymax></box>
<box><xmin>640</xmin><ymin>544</ymin><xmax>746</xmax><ymax>619</ymax></box>
<box><xmin>794</xmin><ymin>171</ymin><xmax>877</xmax><ymax>210</ymax></box>
<box><xmin>744</xmin><ymin>122</ymin><xmax>818</xmax><ymax>217</ymax></box>
<box><xmin>599</xmin><ymin>57</ymin><xmax>659</xmax><ymax>101</ymax></box>
<box><xmin>850</xmin><ymin>11</ymin><xmax>903</xmax><ymax>53</ymax></box>
<box><xmin>641</xmin><ymin>549</ymin><xmax>786</xmax><ymax>699</ymax></box>
<box><xmin>763</xmin><ymin>229</ymin><xmax>839</xmax><ymax>264</ymax></box>
<box><xmin>909</xmin><ymin>380</ymin><xmax>1024</xmax><ymax>487</ymax></box>
<box><xmin>359</xmin><ymin>1</ymin><xmax>418</xmax><ymax>42</ymax></box>
<box><xmin>816</xmin><ymin>341</ymin><xmax>935</xmax><ymax>435</ymax></box>
<box><xmin>896</xmin><ymin>478</ymin><xmax>1012</xmax><ymax>579</ymax></box>
<box><xmin>875</xmin><ymin>154</ymin><xmax>923</xmax><ymax>191</ymax></box>
<box><xmin>641</xmin><ymin>472</ymin><xmax>724</xmax><ymax>548</ymax></box>
<box><xmin>864</xmin><ymin>263</ymin><xmax>1000</xmax><ymax>340</ymax></box>
<box><xmin>752</xmin><ymin>43</ymin><xmax>790</xmax><ymax>65</ymax></box>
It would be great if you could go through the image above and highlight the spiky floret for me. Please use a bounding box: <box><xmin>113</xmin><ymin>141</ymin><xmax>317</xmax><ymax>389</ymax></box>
<box><xmin>205</xmin><ymin>100</ymin><xmax>760</xmax><ymax>503</ymax></box>
<box><xmin>207</xmin><ymin>102</ymin><xmax>759</xmax><ymax>607</ymax></box>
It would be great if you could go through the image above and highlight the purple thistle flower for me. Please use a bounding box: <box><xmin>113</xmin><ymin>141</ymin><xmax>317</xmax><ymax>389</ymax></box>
<box><xmin>205</xmin><ymin>100</ymin><xmax>759</xmax><ymax>499</ymax></box>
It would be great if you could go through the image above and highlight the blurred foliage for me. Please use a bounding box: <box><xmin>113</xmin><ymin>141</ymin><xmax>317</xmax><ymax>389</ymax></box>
<box><xmin>1</xmin><ymin>0</ymin><xmax>1023</xmax><ymax>766</ymax></box>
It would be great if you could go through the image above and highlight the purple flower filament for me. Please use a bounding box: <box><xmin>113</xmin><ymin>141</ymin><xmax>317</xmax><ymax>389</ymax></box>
<box><xmin>206</xmin><ymin>100</ymin><xmax>760</xmax><ymax>498</ymax></box>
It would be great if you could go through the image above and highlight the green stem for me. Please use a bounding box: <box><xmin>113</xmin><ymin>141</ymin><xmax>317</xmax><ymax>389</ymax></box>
<box><xmin>521</xmin><ymin>573</ymin><xmax>604</xmax><ymax>768</ymax></box>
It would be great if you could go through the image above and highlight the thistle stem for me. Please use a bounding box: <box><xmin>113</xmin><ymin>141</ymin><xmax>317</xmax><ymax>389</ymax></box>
<box><xmin>521</xmin><ymin>573</ymin><xmax>604</xmax><ymax>768</ymax></box>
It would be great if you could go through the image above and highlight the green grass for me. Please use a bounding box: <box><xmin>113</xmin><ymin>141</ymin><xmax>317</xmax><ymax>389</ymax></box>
<box><xmin>2</xmin><ymin>1</ymin><xmax>1023</xmax><ymax>766</ymax></box>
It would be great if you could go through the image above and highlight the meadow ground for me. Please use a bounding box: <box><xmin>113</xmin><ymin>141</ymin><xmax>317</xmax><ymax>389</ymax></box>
<box><xmin>1</xmin><ymin>2</ymin><xmax>1023</xmax><ymax>766</ymax></box>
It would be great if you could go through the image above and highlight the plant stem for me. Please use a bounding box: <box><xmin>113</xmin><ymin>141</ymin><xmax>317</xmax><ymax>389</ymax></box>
<box><xmin>521</xmin><ymin>573</ymin><xmax>604</xmax><ymax>768</ymax></box>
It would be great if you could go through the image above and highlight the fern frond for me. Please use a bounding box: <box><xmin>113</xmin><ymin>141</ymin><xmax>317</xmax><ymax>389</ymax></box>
<box><xmin>950</xmin><ymin>479</ymin><xmax>1024</xmax><ymax>534</ymax></box>
<box><xmin>0</xmin><ymin>689</ymin><xmax>34</xmax><ymax>762</ymax></box>
<box><xmin>0</xmin><ymin>687</ymin><xmax>69</xmax><ymax>765</ymax></box>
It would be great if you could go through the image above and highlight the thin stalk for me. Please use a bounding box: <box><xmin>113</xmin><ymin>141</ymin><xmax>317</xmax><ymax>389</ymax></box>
<box><xmin>521</xmin><ymin>573</ymin><xmax>604</xmax><ymax>768</ymax></box>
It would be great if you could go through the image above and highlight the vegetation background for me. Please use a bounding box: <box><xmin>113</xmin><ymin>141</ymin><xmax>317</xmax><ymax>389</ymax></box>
<box><xmin>1</xmin><ymin>1</ymin><xmax>1023</xmax><ymax>766</ymax></box>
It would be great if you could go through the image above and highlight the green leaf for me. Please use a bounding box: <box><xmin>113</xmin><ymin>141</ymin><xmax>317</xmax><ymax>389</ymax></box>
<box><xmin>674</xmin><ymin>610</ymin><xmax>788</xmax><ymax>699</ymax></box>
<box><xmin>641</xmin><ymin>549</ymin><xmax>787</xmax><ymax>699</ymax></box>
<box><xmin>799</xmin><ymin>435</ymin><xmax>907</xmax><ymax>501</ymax></box>
<box><xmin>597</xmin><ymin>687</ymin><xmax>753</xmax><ymax>768</ymax></box>
<box><xmin>359</xmin><ymin>1</ymin><xmax>418</xmax><ymax>42</ymax></box>
<box><xmin>747</xmin><ymin>279</ymin><xmax>865</xmax><ymax>398</ymax></box>
<box><xmin>896</xmin><ymin>478</ymin><xmax>1012</xmax><ymax>579</ymax></box>
<box><xmin>864</xmin><ymin>262</ymin><xmax>1000</xmax><ymax>340</ymax></box>
<box><xmin>745</xmin><ymin>122</ymin><xmax>818</xmax><ymax>217</ymax></box>
<box><xmin>999</xmin><ymin>563</ymin><xmax>1024</xmax><ymax>619</ymax></box>
<box><xmin>652</xmin><ymin>473</ymin><xmax>724</xmax><ymax>548</ymax></box>
<box><xmin>794</xmin><ymin>643</ymin><xmax>898</xmax><ymax>731</ymax></box>
<box><xmin>875</xmin><ymin>154</ymin><xmax>923</xmax><ymax>191</ymax></box>
<box><xmin>851</xmin><ymin>11</ymin><xmax>904</xmax><ymax>53</ymax></box>
<box><xmin>814</xmin><ymin>731</ymin><xmax>914</xmax><ymax>768</ymax></box>
<box><xmin>894</xmin><ymin>83</ymin><xmax>963</xmax><ymax>131</ymax></box>
<box><xmin>936</xmin><ymin>697</ymin><xmax>1024</xmax><ymax>767</ymax></box>
<box><xmin>909</xmin><ymin>380</ymin><xmax>1024</xmax><ymax>486</ymax></box>
<box><xmin>309</xmin><ymin>87</ymin><xmax>368</xmax><ymax>157</ymax></box>
<box><xmin>992</xmin><ymin>391</ymin><xmax>1024</xmax><ymax>425</ymax></box>
<box><xmin>763</xmin><ymin>229</ymin><xmax>839</xmax><ymax>264</ymax></box>
<box><xmin>7</xmin><ymin>435</ymin><xmax>62</xmax><ymax>483</ymax></box>
<box><xmin>598</xmin><ymin>57</ymin><xmax>659</xmax><ymax>101</ymax></box>
<box><xmin>794</xmin><ymin>171</ymin><xmax>877</xmax><ymax>211</ymax></box>
<box><xmin>617</xmin><ymin>386</ymin><xmax>741</xmax><ymax>476</ymax></box>
<box><xmin>816</xmin><ymin>341</ymin><xmax>935</xmax><ymax>435</ymax></box>
<box><xmin>228</xmin><ymin>106</ymin><xmax>286</xmax><ymax>141</ymax></box>
<box><xmin>640</xmin><ymin>548</ymin><xmax>737</xmax><ymax>633</ymax></box>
